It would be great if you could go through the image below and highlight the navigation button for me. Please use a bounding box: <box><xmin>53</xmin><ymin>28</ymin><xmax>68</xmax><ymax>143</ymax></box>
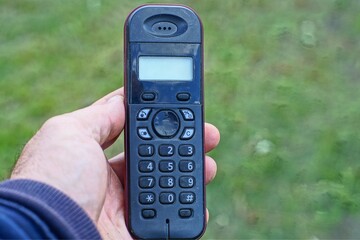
<box><xmin>138</xmin><ymin>128</ymin><xmax>152</xmax><ymax>140</ymax></box>
<box><xmin>180</xmin><ymin>109</ymin><xmax>194</xmax><ymax>120</ymax></box>
<box><xmin>153</xmin><ymin>110</ymin><xmax>180</xmax><ymax>138</ymax></box>
<box><xmin>180</xmin><ymin>128</ymin><xmax>195</xmax><ymax>140</ymax></box>
<box><xmin>137</xmin><ymin>108</ymin><xmax>151</xmax><ymax>120</ymax></box>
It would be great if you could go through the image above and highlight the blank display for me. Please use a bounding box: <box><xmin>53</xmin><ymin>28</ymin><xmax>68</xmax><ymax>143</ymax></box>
<box><xmin>139</xmin><ymin>56</ymin><xmax>193</xmax><ymax>81</ymax></box>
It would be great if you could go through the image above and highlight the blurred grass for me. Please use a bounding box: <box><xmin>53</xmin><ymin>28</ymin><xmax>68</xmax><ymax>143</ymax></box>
<box><xmin>1</xmin><ymin>0</ymin><xmax>360</xmax><ymax>239</ymax></box>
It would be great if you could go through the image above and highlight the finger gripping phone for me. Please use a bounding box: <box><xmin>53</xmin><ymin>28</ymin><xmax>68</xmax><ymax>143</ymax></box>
<box><xmin>124</xmin><ymin>5</ymin><xmax>205</xmax><ymax>239</ymax></box>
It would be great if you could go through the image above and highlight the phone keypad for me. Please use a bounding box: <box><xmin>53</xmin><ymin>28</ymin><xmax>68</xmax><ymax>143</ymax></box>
<box><xmin>135</xmin><ymin>108</ymin><xmax>199</xmax><ymax>219</ymax></box>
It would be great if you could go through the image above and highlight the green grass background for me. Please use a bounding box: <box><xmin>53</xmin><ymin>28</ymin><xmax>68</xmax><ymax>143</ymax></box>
<box><xmin>1</xmin><ymin>0</ymin><xmax>360</xmax><ymax>238</ymax></box>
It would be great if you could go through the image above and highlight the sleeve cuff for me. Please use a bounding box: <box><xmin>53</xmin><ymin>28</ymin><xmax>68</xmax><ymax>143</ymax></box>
<box><xmin>0</xmin><ymin>179</ymin><xmax>101</xmax><ymax>239</ymax></box>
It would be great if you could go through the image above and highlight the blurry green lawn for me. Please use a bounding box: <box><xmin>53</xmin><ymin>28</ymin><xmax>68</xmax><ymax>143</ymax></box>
<box><xmin>1</xmin><ymin>0</ymin><xmax>360</xmax><ymax>239</ymax></box>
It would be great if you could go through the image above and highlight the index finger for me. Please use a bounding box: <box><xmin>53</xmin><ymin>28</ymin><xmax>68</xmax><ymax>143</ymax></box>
<box><xmin>93</xmin><ymin>88</ymin><xmax>124</xmax><ymax>105</ymax></box>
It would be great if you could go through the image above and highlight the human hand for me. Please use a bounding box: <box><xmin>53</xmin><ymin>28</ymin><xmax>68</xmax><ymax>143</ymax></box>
<box><xmin>11</xmin><ymin>88</ymin><xmax>220</xmax><ymax>239</ymax></box>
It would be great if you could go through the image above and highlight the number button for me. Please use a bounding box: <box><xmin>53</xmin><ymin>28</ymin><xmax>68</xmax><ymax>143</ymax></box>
<box><xmin>179</xmin><ymin>176</ymin><xmax>195</xmax><ymax>188</ymax></box>
<box><xmin>159</xmin><ymin>144</ymin><xmax>175</xmax><ymax>156</ymax></box>
<box><xmin>160</xmin><ymin>176</ymin><xmax>175</xmax><ymax>188</ymax></box>
<box><xmin>138</xmin><ymin>145</ymin><xmax>154</xmax><ymax>157</ymax></box>
<box><xmin>179</xmin><ymin>144</ymin><xmax>194</xmax><ymax>156</ymax></box>
<box><xmin>159</xmin><ymin>160</ymin><xmax>175</xmax><ymax>172</ymax></box>
<box><xmin>160</xmin><ymin>192</ymin><xmax>175</xmax><ymax>204</ymax></box>
<box><xmin>179</xmin><ymin>160</ymin><xmax>195</xmax><ymax>172</ymax></box>
<box><xmin>139</xmin><ymin>177</ymin><xmax>155</xmax><ymax>188</ymax></box>
<box><xmin>138</xmin><ymin>161</ymin><xmax>154</xmax><ymax>173</ymax></box>
<box><xmin>179</xmin><ymin>192</ymin><xmax>195</xmax><ymax>204</ymax></box>
<box><xmin>139</xmin><ymin>192</ymin><xmax>155</xmax><ymax>204</ymax></box>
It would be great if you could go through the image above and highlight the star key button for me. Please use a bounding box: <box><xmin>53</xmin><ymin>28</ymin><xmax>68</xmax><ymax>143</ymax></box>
<box><xmin>139</xmin><ymin>192</ymin><xmax>155</xmax><ymax>204</ymax></box>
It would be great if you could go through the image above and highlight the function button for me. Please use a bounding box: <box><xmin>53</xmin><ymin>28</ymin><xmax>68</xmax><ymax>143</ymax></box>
<box><xmin>180</xmin><ymin>109</ymin><xmax>194</xmax><ymax>121</ymax></box>
<box><xmin>179</xmin><ymin>192</ymin><xmax>195</xmax><ymax>204</ymax></box>
<box><xmin>179</xmin><ymin>144</ymin><xmax>195</xmax><ymax>156</ymax></box>
<box><xmin>141</xmin><ymin>92</ymin><xmax>156</xmax><ymax>101</ymax></box>
<box><xmin>139</xmin><ymin>176</ymin><xmax>155</xmax><ymax>188</ymax></box>
<box><xmin>159</xmin><ymin>144</ymin><xmax>175</xmax><ymax>156</ymax></box>
<box><xmin>142</xmin><ymin>209</ymin><xmax>156</xmax><ymax>219</ymax></box>
<box><xmin>159</xmin><ymin>176</ymin><xmax>175</xmax><ymax>188</ymax></box>
<box><xmin>159</xmin><ymin>160</ymin><xmax>175</xmax><ymax>172</ymax></box>
<box><xmin>138</xmin><ymin>160</ymin><xmax>155</xmax><ymax>173</ymax></box>
<box><xmin>138</xmin><ymin>145</ymin><xmax>154</xmax><ymax>157</ymax></box>
<box><xmin>139</xmin><ymin>192</ymin><xmax>155</xmax><ymax>204</ymax></box>
<box><xmin>179</xmin><ymin>176</ymin><xmax>195</xmax><ymax>188</ymax></box>
<box><xmin>160</xmin><ymin>192</ymin><xmax>175</xmax><ymax>204</ymax></box>
<box><xmin>179</xmin><ymin>160</ymin><xmax>195</xmax><ymax>172</ymax></box>
<box><xmin>180</xmin><ymin>128</ymin><xmax>195</xmax><ymax>140</ymax></box>
<box><xmin>179</xmin><ymin>208</ymin><xmax>193</xmax><ymax>218</ymax></box>
<box><xmin>138</xmin><ymin>128</ymin><xmax>152</xmax><ymax>140</ymax></box>
<box><xmin>176</xmin><ymin>92</ymin><xmax>190</xmax><ymax>101</ymax></box>
<box><xmin>137</xmin><ymin>108</ymin><xmax>151</xmax><ymax>120</ymax></box>
<box><xmin>153</xmin><ymin>110</ymin><xmax>180</xmax><ymax>138</ymax></box>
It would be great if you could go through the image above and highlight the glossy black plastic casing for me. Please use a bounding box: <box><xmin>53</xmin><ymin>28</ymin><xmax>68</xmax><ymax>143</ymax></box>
<box><xmin>124</xmin><ymin>5</ymin><xmax>204</xmax><ymax>239</ymax></box>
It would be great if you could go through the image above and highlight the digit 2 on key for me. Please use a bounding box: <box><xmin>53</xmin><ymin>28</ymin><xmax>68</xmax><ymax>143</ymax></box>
<box><xmin>124</xmin><ymin>4</ymin><xmax>206</xmax><ymax>239</ymax></box>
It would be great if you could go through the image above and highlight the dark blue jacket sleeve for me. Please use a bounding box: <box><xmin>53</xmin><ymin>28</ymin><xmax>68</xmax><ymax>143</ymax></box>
<box><xmin>0</xmin><ymin>179</ymin><xmax>101</xmax><ymax>239</ymax></box>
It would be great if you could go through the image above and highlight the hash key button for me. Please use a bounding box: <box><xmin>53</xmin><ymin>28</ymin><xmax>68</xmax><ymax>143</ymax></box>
<box><xmin>180</xmin><ymin>192</ymin><xmax>195</xmax><ymax>204</ymax></box>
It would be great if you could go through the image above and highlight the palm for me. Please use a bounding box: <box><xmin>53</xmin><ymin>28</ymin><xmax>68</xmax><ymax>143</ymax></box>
<box><xmin>97</xmin><ymin>166</ymin><xmax>132</xmax><ymax>240</ymax></box>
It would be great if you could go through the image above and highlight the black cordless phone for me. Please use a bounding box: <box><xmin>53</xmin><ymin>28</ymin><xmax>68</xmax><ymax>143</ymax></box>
<box><xmin>124</xmin><ymin>5</ymin><xmax>205</xmax><ymax>239</ymax></box>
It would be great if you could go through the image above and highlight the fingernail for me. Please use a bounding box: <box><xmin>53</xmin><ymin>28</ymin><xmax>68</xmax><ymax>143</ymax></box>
<box><xmin>107</xmin><ymin>95</ymin><xmax>123</xmax><ymax>103</ymax></box>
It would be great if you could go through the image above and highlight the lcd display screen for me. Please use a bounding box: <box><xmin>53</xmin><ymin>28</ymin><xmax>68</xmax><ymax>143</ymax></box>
<box><xmin>138</xmin><ymin>56</ymin><xmax>193</xmax><ymax>81</ymax></box>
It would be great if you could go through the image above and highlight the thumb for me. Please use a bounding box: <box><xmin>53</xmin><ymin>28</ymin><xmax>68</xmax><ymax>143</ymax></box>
<box><xmin>64</xmin><ymin>94</ymin><xmax>125</xmax><ymax>146</ymax></box>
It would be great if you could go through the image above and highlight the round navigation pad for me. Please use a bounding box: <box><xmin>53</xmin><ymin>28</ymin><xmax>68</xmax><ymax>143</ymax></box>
<box><xmin>152</xmin><ymin>110</ymin><xmax>180</xmax><ymax>138</ymax></box>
